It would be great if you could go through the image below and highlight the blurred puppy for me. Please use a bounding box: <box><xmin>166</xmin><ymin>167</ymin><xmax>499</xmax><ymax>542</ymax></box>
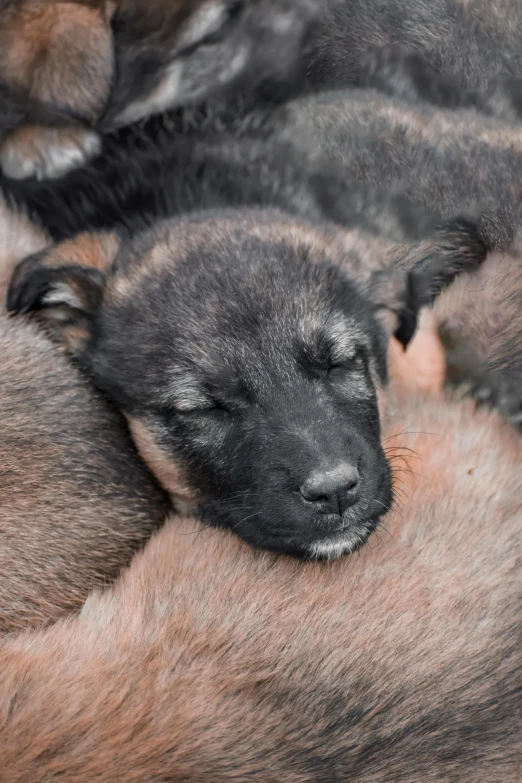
<box><xmin>0</xmin><ymin>0</ymin><xmax>316</xmax><ymax>180</ymax></box>
<box><xmin>0</xmin><ymin>0</ymin><xmax>116</xmax><ymax>179</ymax></box>
<box><xmin>0</xmin><ymin>196</ymin><xmax>169</xmax><ymax>633</ymax></box>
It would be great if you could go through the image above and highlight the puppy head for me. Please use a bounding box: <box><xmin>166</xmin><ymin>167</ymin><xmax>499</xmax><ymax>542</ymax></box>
<box><xmin>103</xmin><ymin>0</ymin><xmax>316</xmax><ymax>129</ymax></box>
<box><xmin>7</xmin><ymin>210</ymin><xmax>483</xmax><ymax>560</ymax></box>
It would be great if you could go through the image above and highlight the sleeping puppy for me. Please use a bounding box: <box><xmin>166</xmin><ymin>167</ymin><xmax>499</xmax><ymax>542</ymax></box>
<box><xmin>1</xmin><ymin>310</ymin><xmax>521</xmax><ymax>782</ymax></box>
<box><xmin>0</xmin><ymin>0</ymin><xmax>316</xmax><ymax>180</ymax></box>
<box><xmin>0</xmin><ymin>196</ymin><xmax>169</xmax><ymax>633</ymax></box>
<box><xmin>7</xmin><ymin>208</ymin><xmax>486</xmax><ymax>559</ymax></box>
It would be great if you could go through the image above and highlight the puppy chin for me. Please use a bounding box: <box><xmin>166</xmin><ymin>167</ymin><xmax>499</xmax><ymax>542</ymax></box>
<box><xmin>303</xmin><ymin>502</ymin><xmax>389</xmax><ymax>561</ymax></box>
<box><xmin>306</xmin><ymin>523</ymin><xmax>375</xmax><ymax>562</ymax></box>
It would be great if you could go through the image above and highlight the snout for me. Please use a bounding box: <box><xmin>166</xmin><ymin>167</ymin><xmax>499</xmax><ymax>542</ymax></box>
<box><xmin>300</xmin><ymin>463</ymin><xmax>360</xmax><ymax>517</ymax></box>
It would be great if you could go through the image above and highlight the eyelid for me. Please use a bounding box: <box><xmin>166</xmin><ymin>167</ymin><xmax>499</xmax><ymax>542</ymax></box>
<box><xmin>329</xmin><ymin>347</ymin><xmax>366</xmax><ymax>367</ymax></box>
<box><xmin>177</xmin><ymin>1</ymin><xmax>243</xmax><ymax>55</ymax></box>
<box><xmin>174</xmin><ymin>399</ymin><xmax>233</xmax><ymax>416</ymax></box>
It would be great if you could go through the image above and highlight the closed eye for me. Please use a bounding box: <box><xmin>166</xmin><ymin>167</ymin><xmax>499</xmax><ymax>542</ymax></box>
<box><xmin>179</xmin><ymin>400</ymin><xmax>233</xmax><ymax>417</ymax></box>
<box><xmin>327</xmin><ymin>351</ymin><xmax>366</xmax><ymax>380</ymax></box>
<box><xmin>178</xmin><ymin>0</ymin><xmax>244</xmax><ymax>56</ymax></box>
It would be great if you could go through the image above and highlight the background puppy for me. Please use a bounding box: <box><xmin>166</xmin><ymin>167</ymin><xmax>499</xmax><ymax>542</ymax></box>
<box><xmin>0</xmin><ymin>0</ymin><xmax>317</xmax><ymax>180</ymax></box>
<box><xmin>7</xmin><ymin>208</ymin><xmax>486</xmax><ymax>558</ymax></box>
<box><xmin>0</xmin><ymin>316</ymin><xmax>520</xmax><ymax>782</ymax></box>
<box><xmin>0</xmin><ymin>197</ymin><xmax>169</xmax><ymax>633</ymax></box>
<box><xmin>0</xmin><ymin>100</ymin><xmax>480</xmax><ymax>247</ymax></box>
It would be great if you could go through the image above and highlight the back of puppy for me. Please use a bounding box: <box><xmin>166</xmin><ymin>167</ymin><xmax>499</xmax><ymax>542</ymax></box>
<box><xmin>0</xmin><ymin>200</ymin><xmax>169</xmax><ymax>632</ymax></box>
<box><xmin>277</xmin><ymin>88</ymin><xmax>522</xmax><ymax>250</ymax></box>
<box><xmin>0</xmin><ymin>320</ymin><xmax>520</xmax><ymax>782</ymax></box>
<box><xmin>308</xmin><ymin>0</ymin><xmax>522</xmax><ymax>93</ymax></box>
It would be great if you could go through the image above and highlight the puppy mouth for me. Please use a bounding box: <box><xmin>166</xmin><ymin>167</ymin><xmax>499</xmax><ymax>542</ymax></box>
<box><xmin>305</xmin><ymin>521</ymin><xmax>378</xmax><ymax>562</ymax></box>
<box><xmin>199</xmin><ymin>479</ymin><xmax>392</xmax><ymax>560</ymax></box>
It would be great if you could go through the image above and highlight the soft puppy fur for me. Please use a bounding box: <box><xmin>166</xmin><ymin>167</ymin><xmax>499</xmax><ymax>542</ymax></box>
<box><xmin>0</xmin><ymin>98</ymin><xmax>481</xmax><ymax>248</ymax></box>
<box><xmin>7</xmin><ymin>208</ymin><xmax>486</xmax><ymax>558</ymax></box>
<box><xmin>307</xmin><ymin>0</ymin><xmax>522</xmax><ymax>118</ymax></box>
<box><xmin>0</xmin><ymin>318</ymin><xmax>520</xmax><ymax>782</ymax></box>
<box><xmin>277</xmin><ymin>88</ymin><xmax>522</xmax><ymax>251</ymax></box>
<box><xmin>0</xmin><ymin>0</ymin><xmax>116</xmax><ymax>179</ymax></box>
<box><xmin>5</xmin><ymin>81</ymin><xmax>522</xmax><ymax>252</ymax></box>
<box><xmin>0</xmin><ymin>197</ymin><xmax>169</xmax><ymax>633</ymax></box>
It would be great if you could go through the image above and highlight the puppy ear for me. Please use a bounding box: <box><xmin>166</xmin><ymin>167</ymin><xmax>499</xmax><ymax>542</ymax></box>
<box><xmin>374</xmin><ymin>217</ymin><xmax>487</xmax><ymax>348</ymax></box>
<box><xmin>7</xmin><ymin>231</ymin><xmax>119</xmax><ymax>355</ymax></box>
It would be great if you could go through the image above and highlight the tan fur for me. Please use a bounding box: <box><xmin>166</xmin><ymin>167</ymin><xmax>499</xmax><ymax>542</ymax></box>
<box><xmin>0</xmin><ymin>321</ymin><xmax>519</xmax><ymax>780</ymax></box>
<box><xmin>0</xmin><ymin>1</ymin><xmax>115</xmax><ymax>177</ymax></box>
<box><xmin>0</xmin><ymin>1</ymin><xmax>115</xmax><ymax>120</ymax></box>
<box><xmin>0</xmin><ymin>123</ymin><xmax>101</xmax><ymax>180</ymax></box>
<box><xmin>50</xmin><ymin>229</ymin><xmax>121</xmax><ymax>270</ymax></box>
<box><xmin>127</xmin><ymin>416</ymin><xmax>199</xmax><ymax>510</ymax></box>
<box><xmin>433</xmin><ymin>249</ymin><xmax>522</xmax><ymax>383</ymax></box>
<box><xmin>0</xmin><ymin>198</ymin><xmax>168</xmax><ymax>633</ymax></box>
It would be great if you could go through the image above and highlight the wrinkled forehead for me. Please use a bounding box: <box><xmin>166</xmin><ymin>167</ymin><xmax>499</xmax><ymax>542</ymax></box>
<box><xmin>107</xmin><ymin>215</ymin><xmax>375</xmax><ymax>340</ymax></box>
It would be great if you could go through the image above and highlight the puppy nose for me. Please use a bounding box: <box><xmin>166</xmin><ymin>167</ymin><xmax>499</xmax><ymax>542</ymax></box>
<box><xmin>300</xmin><ymin>463</ymin><xmax>360</xmax><ymax>516</ymax></box>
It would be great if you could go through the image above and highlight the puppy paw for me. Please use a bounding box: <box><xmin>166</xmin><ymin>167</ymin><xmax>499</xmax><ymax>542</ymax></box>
<box><xmin>0</xmin><ymin>126</ymin><xmax>101</xmax><ymax>181</ymax></box>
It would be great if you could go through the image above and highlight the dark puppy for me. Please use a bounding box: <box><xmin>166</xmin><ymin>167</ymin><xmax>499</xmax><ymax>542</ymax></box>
<box><xmin>0</xmin><ymin>197</ymin><xmax>169</xmax><ymax>633</ymax></box>
<box><xmin>0</xmin><ymin>0</ymin><xmax>317</xmax><ymax>180</ymax></box>
<box><xmin>7</xmin><ymin>209</ymin><xmax>485</xmax><ymax>558</ymax></box>
<box><xmin>0</xmin><ymin>119</ymin><xmax>456</xmax><ymax>244</ymax></box>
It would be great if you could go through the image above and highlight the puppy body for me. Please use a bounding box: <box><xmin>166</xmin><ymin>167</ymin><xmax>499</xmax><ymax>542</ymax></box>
<box><xmin>0</xmin><ymin>101</ymin><xmax>480</xmax><ymax>248</ymax></box>
<box><xmin>0</xmin><ymin>198</ymin><xmax>169</xmax><ymax>633</ymax></box>
<box><xmin>308</xmin><ymin>0</ymin><xmax>522</xmax><ymax>99</ymax></box>
<box><xmin>5</xmin><ymin>83</ymin><xmax>522</xmax><ymax>252</ymax></box>
<box><xmin>0</xmin><ymin>325</ymin><xmax>520</xmax><ymax>781</ymax></box>
<box><xmin>277</xmin><ymin>88</ymin><xmax>522</xmax><ymax>251</ymax></box>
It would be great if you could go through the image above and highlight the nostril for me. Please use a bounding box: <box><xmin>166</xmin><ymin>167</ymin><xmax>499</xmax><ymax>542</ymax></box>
<box><xmin>300</xmin><ymin>463</ymin><xmax>361</xmax><ymax>514</ymax></box>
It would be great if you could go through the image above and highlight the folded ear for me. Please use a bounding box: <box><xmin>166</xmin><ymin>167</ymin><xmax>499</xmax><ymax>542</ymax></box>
<box><xmin>372</xmin><ymin>217</ymin><xmax>487</xmax><ymax>348</ymax></box>
<box><xmin>7</xmin><ymin>231</ymin><xmax>120</xmax><ymax>355</ymax></box>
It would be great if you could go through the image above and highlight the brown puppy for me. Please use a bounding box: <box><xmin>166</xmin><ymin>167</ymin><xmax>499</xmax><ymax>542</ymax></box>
<box><xmin>0</xmin><ymin>0</ymin><xmax>317</xmax><ymax>180</ymax></box>
<box><xmin>0</xmin><ymin>316</ymin><xmax>520</xmax><ymax>781</ymax></box>
<box><xmin>0</xmin><ymin>198</ymin><xmax>169</xmax><ymax>633</ymax></box>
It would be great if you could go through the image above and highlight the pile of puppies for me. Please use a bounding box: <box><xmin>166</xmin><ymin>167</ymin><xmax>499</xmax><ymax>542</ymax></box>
<box><xmin>0</xmin><ymin>2</ymin><xmax>521</xmax><ymax>780</ymax></box>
